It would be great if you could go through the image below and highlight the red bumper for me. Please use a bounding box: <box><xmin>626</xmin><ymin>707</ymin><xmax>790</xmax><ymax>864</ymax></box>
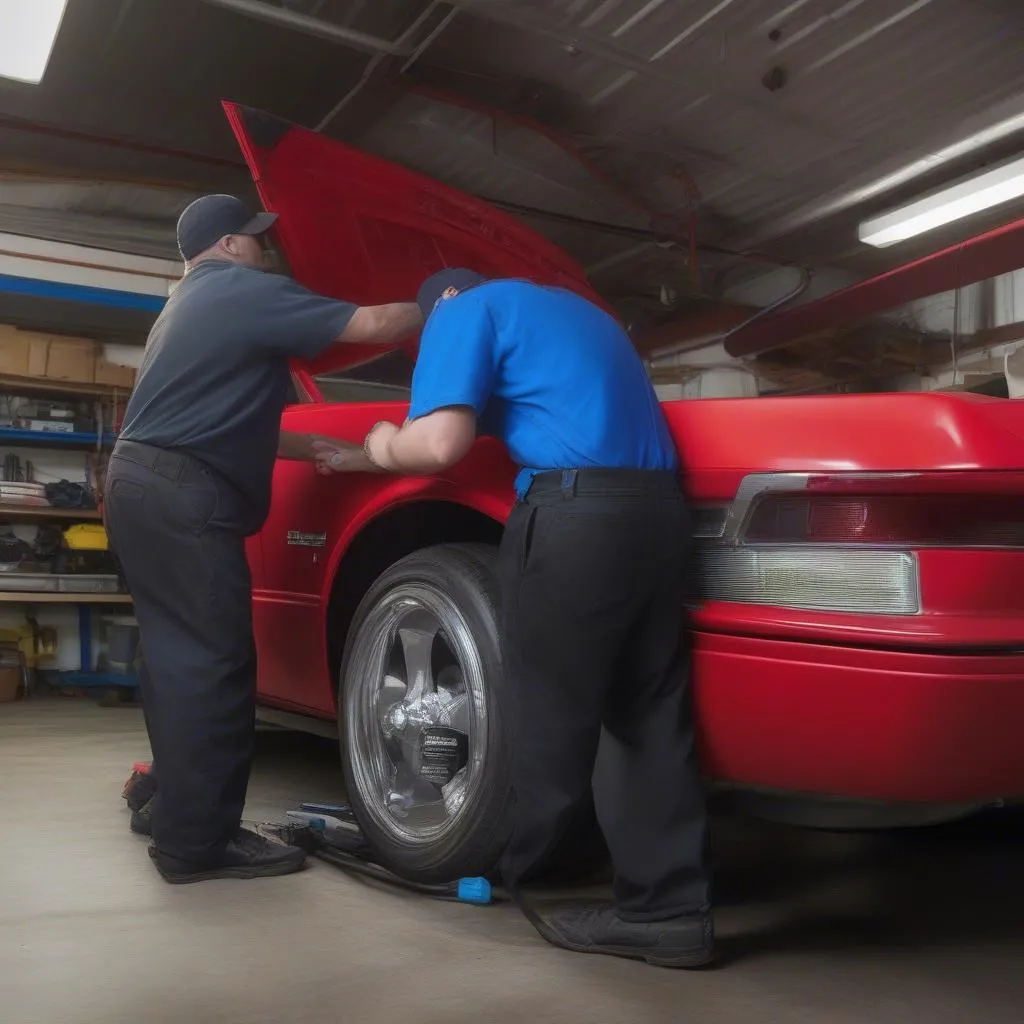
<box><xmin>693</xmin><ymin>632</ymin><xmax>1024</xmax><ymax>804</ymax></box>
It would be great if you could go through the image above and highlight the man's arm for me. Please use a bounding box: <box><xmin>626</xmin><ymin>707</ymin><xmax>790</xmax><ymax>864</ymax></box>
<box><xmin>364</xmin><ymin>409</ymin><xmax>477</xmax><ymax>475</ymax></box>
<box><xmin>277</xmin><ymin>430</ymin><xmax>316</xmax><ymax>461</ymax></box>
<box><xmin>278</xmin><ymin>430</ymin><xmax>382</xmax><ymax>474</ymax></box>
<box><xmin>310</xmin><ymin>438</ymin><xmax>385</xmax><ymax>475</ymax></box>
<box><xmin>317</xmin><ymin>291</ymin><xmax>493</xmax><ymax>476</ymax></box>
<box><xmin>335</xmin><ymin>303</ymin><xmax>423</xmax><ymax>344</ymax></box>
<box><xmin>311</xmin><ymin>409</ymin><xmax>477</xmax><ymax>477</ymax></box>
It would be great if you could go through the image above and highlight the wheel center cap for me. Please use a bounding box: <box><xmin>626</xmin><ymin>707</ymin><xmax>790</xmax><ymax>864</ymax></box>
<box><xmin>386</xmin><ymin>704</ymin><xmax>409</xmax><ymax>731</ymax></box>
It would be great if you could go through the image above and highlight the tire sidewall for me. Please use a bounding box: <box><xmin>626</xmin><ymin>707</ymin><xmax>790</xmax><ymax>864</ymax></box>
<box><xmin>338</xmin><ymin>544</ymin><xmax>511</xmax><ymax>883</ymax></box>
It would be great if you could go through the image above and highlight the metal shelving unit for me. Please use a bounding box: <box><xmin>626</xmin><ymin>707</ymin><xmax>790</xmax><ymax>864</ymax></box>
<box><xmin>1</xmin><ymin>372</ymin><xmax>133</xmax><ymax>691</ymax></box>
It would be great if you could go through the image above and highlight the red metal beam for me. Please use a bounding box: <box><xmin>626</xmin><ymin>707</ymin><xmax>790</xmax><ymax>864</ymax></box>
<box><xmin>725</xmin><ymin>216</ymin><xmax>1024</xmax><ymax>359</ymax></box>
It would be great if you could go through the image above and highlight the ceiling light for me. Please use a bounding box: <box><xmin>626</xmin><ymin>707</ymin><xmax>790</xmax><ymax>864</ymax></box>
<box><xmin>0</xmin><ymin>0</ymin><xmax>69</xmax><ymax>85</ymax></box>
<box><xmin>859</xmin><ymin>154</ymin><xmax>1024</xmax><ymax>247</ymax></box>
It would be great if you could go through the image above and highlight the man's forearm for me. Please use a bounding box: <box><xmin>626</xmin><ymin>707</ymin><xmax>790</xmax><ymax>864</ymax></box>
<box><xmin>375</xmin><ymin>422</ymin><xmax>447</xmax><ymax>475</ymax></box>
<box><xmin>281</xmin><ymin>430</ymin><xmax>385</xmax><ymax>473</ymax></box>
<box><xmin>337</xmin><ymin>302</ymin><xmax>423</xmax><ymax>344</ymax></box>
<box><xmin>371</xmin><ymin>302</ymin><xmax>424</xmax><ymax>343</ymax></box>
<box><xmin>277</xmin><ymin>430</ymin><xmax>317</xmax><ymax>461</ymax></box>
<box><xmin>367</xmin><ymin>409</ymin><xmax>477</xmax><ymax>475</ymax></box>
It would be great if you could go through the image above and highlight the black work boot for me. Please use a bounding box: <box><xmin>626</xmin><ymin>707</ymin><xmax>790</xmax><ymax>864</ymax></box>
<box><xmin>526</xmin><ymin>901</ymin><xmax>714</xmax><ymax>968</ymax></box>
<box><xmin>129</xmin><ymin>799</ymin><xmax>153</xmax><ymax>836</ymax></box>
<box><xmin>148</xmin><ymin>828</ymin><xmax>307</xmax><ymax>884</ymax></box>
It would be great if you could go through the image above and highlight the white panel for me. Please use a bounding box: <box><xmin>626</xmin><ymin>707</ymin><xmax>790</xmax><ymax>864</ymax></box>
<box><xmin>0</xmin><ymin>255</ymin><xmax>174</xmax><ymax>299</ymax></box>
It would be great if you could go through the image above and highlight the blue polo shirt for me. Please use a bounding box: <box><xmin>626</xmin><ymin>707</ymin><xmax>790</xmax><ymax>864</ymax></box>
<box><xmin>407</xmin><ymin>279</ymin><xmax>677</xmax><ymax>498</ymax></box>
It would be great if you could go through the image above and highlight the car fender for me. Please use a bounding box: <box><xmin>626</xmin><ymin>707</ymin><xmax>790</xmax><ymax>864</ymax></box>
<box><xmin>317</xmin><ymin>472</ymin><xmax>514</xmax><ymax>607</ymax></box>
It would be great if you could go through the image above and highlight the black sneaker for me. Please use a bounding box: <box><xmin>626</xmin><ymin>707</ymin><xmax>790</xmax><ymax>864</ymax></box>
<box><xmin>522</xmin><ymin>900</ymin><xmax>714</xmax><ymax>968</ymax></box>
<box><xmin>148</xmin><ymin>828</ymin><xmax>307</xmax><ymax>884</ymax></box>
<box><xmin>129</xmin><ymin>799</ymin><xmax>153</xmax><ymax>836</ymax></box>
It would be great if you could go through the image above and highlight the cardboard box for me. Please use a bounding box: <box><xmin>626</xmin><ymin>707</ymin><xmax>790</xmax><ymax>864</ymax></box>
<box><xmin>42</xmin><ymin>336</ymin><xmax>98</xmax><ymax>383</ymax></box>
<box><xmin>1</xmin><ymin>326</ymin><xmax>103</xmax><ymax>385</ymax></box>
<box><xmin>94</xmin><ymin>357</ymin><xmax>136</xmax><ymax>389</ymax></box>
<box><xmin>0</xmin><ymin>325</ymin><xmax>54</xmax><ymax>378</ymax></box>
<box><xmin>26</xmin><ymin>336</ymin><xmax>49</xmax><ymax>377</ymax></box>
<box><xmin>0</xmin><ymin>327</ymin><xmax>31</xmax><ymax>376</ymax></box>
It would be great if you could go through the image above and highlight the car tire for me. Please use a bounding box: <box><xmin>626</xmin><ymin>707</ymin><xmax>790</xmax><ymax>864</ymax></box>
<box><xmin>338</xmin><ymin>542</ymin><xmax>512</xmax><ymax>883</ymax></box>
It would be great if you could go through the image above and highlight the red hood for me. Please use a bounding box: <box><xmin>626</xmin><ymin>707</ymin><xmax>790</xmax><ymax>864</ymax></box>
<box><xmin>223</xmin><ymin>101</ymin><xmax>601</xmax><ymax>374</ymax></box>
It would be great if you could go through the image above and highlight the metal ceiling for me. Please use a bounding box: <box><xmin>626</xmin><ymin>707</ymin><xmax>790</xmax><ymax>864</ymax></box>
<box><xmin>1</xmin><ymin>0</ymin><xmax>1023</xmax><ymax>379</ymax></box>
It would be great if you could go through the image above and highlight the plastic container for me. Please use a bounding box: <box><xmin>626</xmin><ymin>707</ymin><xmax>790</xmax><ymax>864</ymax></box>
<box><xmin>63</xmin><ymin>524</ymin><xmax>108</xmax><ymax>551</ymax></box>
<box><xmin>105</xmin><ymin>616</ymin><xmax>140</xmax><ymax>673</ymax></box>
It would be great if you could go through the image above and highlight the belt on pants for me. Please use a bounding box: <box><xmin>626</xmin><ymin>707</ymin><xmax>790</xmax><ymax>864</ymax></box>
<box><xmin>525</xmin><ymin>468</ymin><xmax>680</xmax><ymax>501</ymax></box>
<box><xmin>111</xmin><ymin>440</ymin><xmax>211</xmax><ymax>485</ymax></box>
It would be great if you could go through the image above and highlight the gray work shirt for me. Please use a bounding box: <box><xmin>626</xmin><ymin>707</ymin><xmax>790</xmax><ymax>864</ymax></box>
<box><xmin>119</xmin><ymin>260</ymin><xmax>355</xmax><ymax>527</ymax></box>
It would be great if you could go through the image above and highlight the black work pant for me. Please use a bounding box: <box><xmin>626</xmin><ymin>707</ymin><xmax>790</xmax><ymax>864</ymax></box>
<box><xmin>498</xmin><ymin>469</ymin><xmax>710</xmax><ymax>920</ymax></box>
<box><xmin>104</xmin><ymin>441</ymin><xmax>258</xmax><ymax>864</ymax></box>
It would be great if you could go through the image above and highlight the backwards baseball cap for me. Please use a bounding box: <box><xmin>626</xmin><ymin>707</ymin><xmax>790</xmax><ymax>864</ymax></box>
<box><xmin>416</xmin><ymin>268</ymin><xmax>488</xmax><ymax>317</ymax></box>
<box><xmin>176</xmin><ymin>194</ymin><xmax>278</xmax><ymax>261</ymax></box>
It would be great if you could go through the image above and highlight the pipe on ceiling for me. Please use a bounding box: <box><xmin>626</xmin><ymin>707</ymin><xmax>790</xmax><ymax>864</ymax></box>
<box><xmin>634</xmin><ymin>267</ymin><xmax>812</xmax><ymax>359</ymax></box>
<box><xmin>724</xmin><ymin>215</ymin><xmax>1024</xmax><ymax>360</ymax></box>
<box><xmin>316</xmin><ymin>2</ymin><xmax>456</xmax><ymax>132</ymax></box>
<box><xmin>195</xmin><ymin>0</ymin><xmax>413</xmax><ymax>56</ymax></box>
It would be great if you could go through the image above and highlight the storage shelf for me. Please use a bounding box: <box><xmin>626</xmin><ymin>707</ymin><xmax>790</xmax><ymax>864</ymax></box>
<box><xmin>0</xmin><ymin>427</ymin><xmax>116</xmax><ymax>448</ymax></box>
<box><xmin>0</xmin><ymin>373</ymin><xmax>129</xmax><ymax>399</ymax></box>
<box><xmin>0</xmin><ymin>591</ymin><xmax>131</xmax><ymax>604</ymax></box>
<box><xmin>0</xmin><ymin>504</ymin><xmax>102</xmax><ymax>522</ymax></box>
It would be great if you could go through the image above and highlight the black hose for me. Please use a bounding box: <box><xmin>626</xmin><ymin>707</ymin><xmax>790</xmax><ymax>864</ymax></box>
<box><xmin>256</xmin><ymin>821</ymin><xmax>508</xmax><ymax>904</ymax></box>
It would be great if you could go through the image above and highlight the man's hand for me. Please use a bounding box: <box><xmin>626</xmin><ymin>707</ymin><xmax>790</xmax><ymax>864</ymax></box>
<box><xmin>312</xmin><ymin>438</ymin><xmax>385</xmax><ymax>475</ymax></box>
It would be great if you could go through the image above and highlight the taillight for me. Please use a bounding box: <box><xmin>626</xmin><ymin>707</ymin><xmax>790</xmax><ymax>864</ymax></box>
<box><xmin>744</xmin><ymin>492</ymin><xmax>1024</xmax><ymax>547</ymax></box>
<box><xmin>691</xmin><ymin>471</ymin><xmax>1024</xmax><ymax>616</ymax></box>
<box><xmin>696</xmin><ymin>548</ymin><xmax>919</xmax><ymax>614</ymax></box>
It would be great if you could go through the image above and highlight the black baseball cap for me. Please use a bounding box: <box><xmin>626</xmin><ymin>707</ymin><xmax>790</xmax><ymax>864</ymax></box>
<box><xmin>417</xmin><ymin>268</ymin><xmax>488</xmax><ymax>316</ymax></box>
<box><xmin>176</xmin><ymin>194</ymin><xmax>278</xmax><ymax>261</ymax></box>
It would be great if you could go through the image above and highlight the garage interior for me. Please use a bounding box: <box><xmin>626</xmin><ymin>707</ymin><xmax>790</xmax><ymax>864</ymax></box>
<box><xmin>1</xmin><ymin>1</ymin><xmax>1023</xmax><ymax>1021</ymax></box>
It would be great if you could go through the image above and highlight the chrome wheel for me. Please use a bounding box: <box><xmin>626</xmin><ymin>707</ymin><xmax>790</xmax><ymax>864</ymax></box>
<box><xmin>345</xmin><ymin>581</ymin><xmax>489</xmax><ymax>847</ymax></box>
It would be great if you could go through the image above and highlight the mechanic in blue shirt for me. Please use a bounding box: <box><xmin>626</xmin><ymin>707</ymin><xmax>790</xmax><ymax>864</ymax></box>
<box><xmin>317</xmin><ymin>268</ymin><xmax>712</xmax><ymax>968</ymax></box>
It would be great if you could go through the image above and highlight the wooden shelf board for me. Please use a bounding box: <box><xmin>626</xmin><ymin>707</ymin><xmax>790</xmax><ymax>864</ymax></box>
<box><xmin>0</xmin><ymin>591</ymin><xmax>131</xmax><ymax>604</ymax></box>
<box><xmin>0</xmin><ymin>373</ymin><xmax>128</xmax><ymax>399</ymax></box>
<box><xmin>0</xmin><ymin>504</ymin><xmax>102</xmax><ymax>522</ymax></box>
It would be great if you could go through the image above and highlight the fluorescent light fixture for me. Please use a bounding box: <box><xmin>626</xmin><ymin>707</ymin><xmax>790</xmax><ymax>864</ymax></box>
<box><xmin>858</xmin><ymin>153</ymin><xmax>1024</xmax><ymax>248</ymax></box>
<box><xmin>0</xmin><ymin>0</ymin><xmax>69</xmax><ymax>85</ymax></box>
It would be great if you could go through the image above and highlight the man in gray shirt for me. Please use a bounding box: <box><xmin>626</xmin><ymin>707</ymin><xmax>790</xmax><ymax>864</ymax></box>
<box><xmin>106</xmin><ymin>194</ymin><xmax>421</xmax><ymax>883</ymax></box>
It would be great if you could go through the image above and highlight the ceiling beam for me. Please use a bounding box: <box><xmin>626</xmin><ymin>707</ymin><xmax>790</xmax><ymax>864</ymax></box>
<box><xmin>195</xmin><ymin>0</ymin><xmax>413</xmax><ymax>55</ymax></box>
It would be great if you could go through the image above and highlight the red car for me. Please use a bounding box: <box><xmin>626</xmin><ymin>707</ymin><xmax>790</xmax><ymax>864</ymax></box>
<box><xmin>226</xmin><ymin>103</ymin><xmax>1024</xmax><ymax>883</ymax></box>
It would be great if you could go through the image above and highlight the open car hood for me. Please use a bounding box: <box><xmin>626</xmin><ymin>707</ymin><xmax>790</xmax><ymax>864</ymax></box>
<box><xmin>223</xmin><ymin>102</ymin><xmax>601</xmax><ymax>375</ymax></box>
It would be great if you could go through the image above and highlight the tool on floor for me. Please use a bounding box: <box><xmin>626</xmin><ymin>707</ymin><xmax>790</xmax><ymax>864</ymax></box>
<box><xmin>259</xmin><ymin>801</ymin><xmax>497</xmax><ymax>906</ymax></box>
<box><xmin>121</xmin><ymin>763</ymin><xmax>496</xmax><ymax>905</ymax></box>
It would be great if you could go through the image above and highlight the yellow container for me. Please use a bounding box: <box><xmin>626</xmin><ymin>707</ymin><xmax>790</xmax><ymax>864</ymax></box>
<box><xmin>63</xmin><ymin>523</ymin><xmax>109</xmax><ymax>551</ymax></box>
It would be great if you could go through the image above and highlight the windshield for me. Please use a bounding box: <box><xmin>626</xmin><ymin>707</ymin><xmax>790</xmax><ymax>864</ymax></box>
<box><xmin>313</xmin><ymin>349</ymin><xmax>414</xmax><ymax>403</ymax></box>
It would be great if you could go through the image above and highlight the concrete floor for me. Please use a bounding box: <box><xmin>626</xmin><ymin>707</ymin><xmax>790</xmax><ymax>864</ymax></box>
<box><xmin>1</xmin><ymin>700</ymin><xmax>1022</xmax><ymax>1024</ymax></box>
